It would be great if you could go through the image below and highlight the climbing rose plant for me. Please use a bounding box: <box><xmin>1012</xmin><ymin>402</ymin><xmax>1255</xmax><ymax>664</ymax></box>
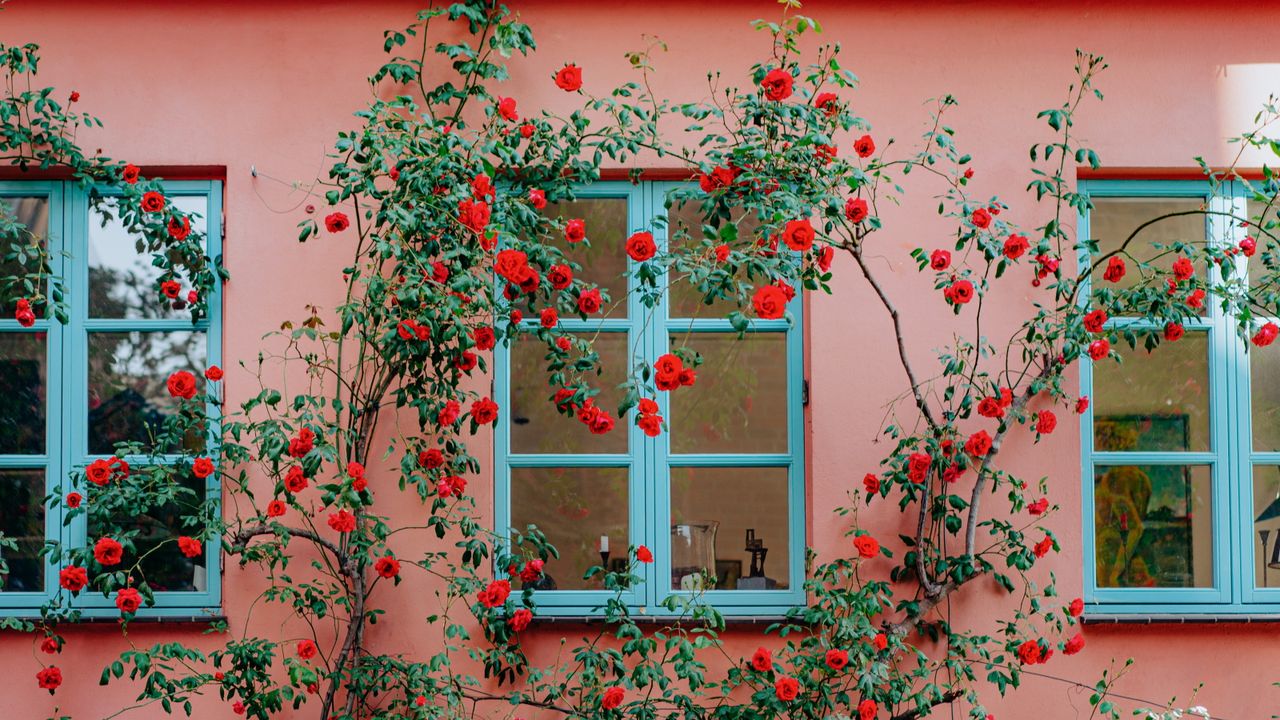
<box><xmin>1</xmin><ymin>2</ymin><xmax>1275</xmax><ymax>719</ymax></box>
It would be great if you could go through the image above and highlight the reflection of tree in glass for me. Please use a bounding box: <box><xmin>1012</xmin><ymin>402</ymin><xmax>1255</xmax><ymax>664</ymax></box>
<box><xmin>0</xmin><ymin>197</ymin><xmax>50</xmax><ymax>315</ymax></box>
<box><xmin>88</xmin><ymin>332</ymin><xmax>206</xmax><ymax>454</ymax></box>
<box><xmin>88</xmin><ymin>197</ymin><xmax>194</xmax><ymax>320</ymax></box>
<box><xmin>0</xmin><ymin>470</ymin><xmax>45</xmax><ymax>591</ymax></box>
<box><xmin>669</xmin><ymin>334</ymin><xmax>788</xmax><ymax>455</ymax></box>
<box><xmin>544</xmin><ymin>199</ymin><xmax>628</xmax><ymax>317</ymax></box>
<box><xmin>0</xmin><ymin>333</ymin><xmax>45</xmax><ymax>454</ymax></box>
<box><xmin>92</xmin><ymin>472</ymin><xmax>204</xmax><ymax>592</ymax></box>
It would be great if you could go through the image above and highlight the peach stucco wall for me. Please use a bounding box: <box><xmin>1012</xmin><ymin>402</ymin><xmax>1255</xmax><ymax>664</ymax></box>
<box><xmin>4</xmin><ymin>0</ymin><xmax>1280</xmax><ymax>717</ymax></box>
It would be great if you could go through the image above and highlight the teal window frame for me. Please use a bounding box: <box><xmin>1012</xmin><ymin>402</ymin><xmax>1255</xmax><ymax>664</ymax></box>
<box><xmin>0</xmin><ymin>179</ymin><xmax>223</xmax><ymax>618</ymax></box>
<box><xmin>493</xmin><ymin>181</ymin><xmax>806</xmax><ymax>617</ymax></box>
<box><xmin>1079</xmin><ymin>178</ymin><xmax>1272</xmax><ymax>615</ymax></box>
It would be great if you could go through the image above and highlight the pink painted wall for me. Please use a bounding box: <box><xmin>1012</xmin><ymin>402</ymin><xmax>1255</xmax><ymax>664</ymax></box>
<box><xmin>3</xmin><ymin>0</ymin><xmax>1279</xmax><ymax>717</ymax></box>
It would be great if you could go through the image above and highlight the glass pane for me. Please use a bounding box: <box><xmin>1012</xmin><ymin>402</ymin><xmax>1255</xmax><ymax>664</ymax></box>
<box><xmin>88</xmin><ymin>331</ymin><xmax>207</xmax><ymax>454</ymax></box>
<box><xmin>1251</xmin><ymin>344</ymin><xmax>1280</xmax><ymax>451</ymax></box>
<box><xmin>1253</xmin><ymin>465</ymin><xmax>1280</xmax><ymax>589</ymax></box>
<box><xmin>546</xmin><ymin>198</ymin><xmax>628</xmax><ymax>319</ymax></box>
<box><xmin>669</xmin><ymin>332</ymin><xmax>788</xmax><ymax>454</ymax></box>
<box><xmin>0</xmin><ymin>468</ymin><xmax>45</xmax><ymax>592</ymax></box>
<box><xmin>670</xmin><ymin>466</ymin><xmax>789</xmax><ymax>591</ymax></box>
<box><xmin>509</xmin><ymin>332</ymin><xmax>629</xmax><ymax>454</ymax></box>
<box><xmin>0</xmin><ymin>332</ymin><xmax>46</xmax><ymax>453</ymax></box>
<box><xmin>1093</xmin><ymin>464</ymin><xmax>1212</xmax><ymax>588</ymax></box>
<box><xmin>0</xmin><ymin>196</ymin><xmax>51</xmax><ymax>316</ymax></box>
<box><xmin>89</xmin><ymin>195</ymin><xmax>206</xmax><ymax>319</ymax></box>
<box><xmin>666</xmin><ymin>200</ymin><xmax>760</xmax><ymax>319</ymax></box>
<box><xmin>1093</xmin><ymin>331</ymin><xmax>1209</xmax><ymax>452</ymax></box>
<box><xmin>510</xmin><ymin>467</ymin><xmax>629</xmax><ymax>591</ymax></box>
<box><xmin>1092</xmin><ymin>197</ymin><xmax>1205</xmax><ymax>295</ymax></box>
<box><xmin>1247</xmin><ymin>198</ymin><xmax>1278</xmax><ymax>289</ymax></box>
<box><xmin>93</xmin><ymin>472</ymin><xmax>205</xmax><ymax>593</ymax></box>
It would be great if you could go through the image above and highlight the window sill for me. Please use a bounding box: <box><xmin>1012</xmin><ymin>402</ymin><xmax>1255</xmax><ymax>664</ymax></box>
<box><xmin>1084</xmin><ymin>613</ymin><xmax>1280</xmax><ymax>624</ymax></box>
<box><xmin>0</xmin><ymin>613</ymin><xmax>225</xmax><ymax>626</ymax></box>
<box><xmin>528</xmin><ymin>614</ymin><xmax>801</xmax><ymax>627</ymax></box>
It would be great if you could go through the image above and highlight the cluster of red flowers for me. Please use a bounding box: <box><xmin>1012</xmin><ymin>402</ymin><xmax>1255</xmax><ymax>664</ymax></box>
<box><xmin>653</xmin><ymin>353</ymin><xmax>695</xmax><ymax>391</ymax></box>
<box><xmin>752</xmin><ymin>281</ymin><xmax>793</xmax><ymax>319</ymax></box>
<box><xmin>477</xmin><ymin>578</ymin><xmax>511</xmax><ymax>608</ymax></box>
<box><xmin>13</xmin><ymin>297</ymin><xmax>35</xmax><ymax>326</ymax></box>
<box><xmin>85</xmin><ymin>456</ymin><xmax>129</xmax><ymax>486</ymax></box>
<box><xmin>636</xmin><ymin>398</ymin><xmax>663</xmax><ymax>437</ymax></box>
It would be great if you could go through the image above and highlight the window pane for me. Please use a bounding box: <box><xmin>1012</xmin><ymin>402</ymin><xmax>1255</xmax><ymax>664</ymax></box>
<box><xmin>670</xmin><ymin>466</ymin><xmax>789</xmax><ymax>591</ymax></box>
<box><xmin>1251</xmin><ymin>344</ymin><xmax>1280</xmax><ymax>451</ymax></box>
<box><xmin>1093</xmin><ymin>332</ymin><xmax>1209</xmax><ymax>452</ymax></box>
<box><xmin>545</xmin><ymin>198</ymin><xmax>629</xmax><ymax>319</ymax></box>
<box><xmin>666</xmin><ymin>200</ymin><xmax>760</xmax><ymax>319</ymax></box>
<box><xmin>88</xmin><ymin>331</ymin><xmax>207</xmax><ymax>454</ymax></box>
<box><xmin>0</xmin><ymin>196</ymin><xmax>51</xmax><ymax>316</ymax></box>
<box><xmin>89</xmin><ymin>195</ymin><xmax>206</xmax><ymax>320</ymax></box>
<box><xmin>0</xmin><ymin>468</ymin><xmax>45</xmax><ymax>592</ymax></box>
<box><xmin>509</xmin><ymin>332</ymin><xmax>629</xmax><ymax>454</ymax></box>
<box><xmin>1091</xmin><ymin>197</ymin><xmax>1205</xmax><ymax>294</ymax></box>
<box><xmin>0</xmin><ymin>332</ymin><xmax>46</xmax><ymax>454</ymax></box>
<box><xmin>1246</xmin><ymin>198</ymin><xmax>1278</xmax><ymax>289</ymax></box>
<box><xmin>1094</xmin><ymin>464</ymin><xmax>1212</xmax><ymax>588</ymax></box>
<box><xmin>669</xmin><ymin>332</ymin><xmax>788</xmax><ymax>454</ymax></box>
<box><xmin>1253</xmin><ymin>465</ymin><xmax>1280</xmax><ymax>590</ymax></box>
<box><xmin>92</xmin><ymin>471</ymin><xmax>205</xmax><ymax>593</ymax></box>
<box><xmin>510</xmin><ymin>467</ymin><xmax>628</xmax><ymax>591</ymax></box>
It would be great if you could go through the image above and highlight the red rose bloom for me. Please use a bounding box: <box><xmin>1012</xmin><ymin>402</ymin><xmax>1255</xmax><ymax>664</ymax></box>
<box><xmin>288</xmin><ymin>427</ymin><xmax>315</xmax><ymax>458</ymax></box>
<box><xmin>1027</xmin><ymin>498</ymin><xmax>1049</xmax><ymax>516</ymax></box>
<box><xmin>853</xmin><ymin>134</ymin><xmax>875</xmax><ymax>158</ymax></box>
<box><xmin>509</xmin><ymin>607</ymin><xmax>533</xmax><ymax>632</ymax></box>
<box><xmin>94</xmin><ymin>537</ymin><xmax>123</xmax><ymax>566</ymax></box>
<box><xmin>601</xmin><ymin>685</ymin><xmax>626</xmax><ymax>710</ymax></box>
<box><xmin>977</xmin><ymin>396</ymin><xmax>1004</xmax><ymax>419</ymax></box>
<box><xmin>1186</xmin><ymin>288</ymin><xmax>1206</xmax><ymax>309</ymax></box>
<box><xmin>167</xmin><ymin>215</ymin><xmax>191</xmax><ymax>241</ymax></box>
<box><xmin>858</xmin><ymin>699</ymin><xmax>878</xmax><ymax>720</ymax></box>
<box><xmin>328</xmin><ymin>509</ymin><xmax>357</xmax><ymax>533</ymax></box>
<box><xmin>907</xmin><ymin>452</ymin><xmax>931</xmax><ymax>482</ymax></box>
<box><xmin>816</xmin><ymin>245</ymin><xmax>833</xmax><ymax>272</ymax></box>
<box><xmin>825</xmin><ymin>648</ymin><xmax>849</xmax><ymax>670</ymax></box>
<box><xmin>844</xmin><ymin>197</ymin><xmax>869</xmax><ymax>223</ymax></box>
<box><xmin>1068</xmin><ymin>597</ymin><xmax>1084</xmax><ymax>617</ymax></box>
<box><xmin>750</xmin><ymin>647</ymin><xmax>772</xmax><ymax>672</ymax></box>
<box><xmin>565</xmin><ymin>218</ymin><xmax>586</xmax><ymax>243</ymax></box>
<box><xmin>1004</xmin><ymin>234</ymin><xmax>1030</xmax><ymax>259</ymax></box>
<box><xmin>177</xmin><ymin>536</ymin><xmax>202</xmax><ymax>559</ymax></box>
<box><xmin>65</xmin><ymin>492</ymin><xmax>82</xmax><ymax>508</ymax></box>
<box><xmin>782</xmin><ymin>219</ymin><xmax>815</xmax><ymax>252</ymax></box>
<box><xmin>115</xmin><ymin>587</ymin><xmax>142</xmax><ymax>614</ymax></box>
<box><xmin>814</xmin><ymin>92</ymin><xmax>838</xmax><ymax>114</ymax></box>
<box><xmin>297</xmin><ymin>639</ymin><xmax>318</xmax><ymax>659</ymax></box>
<box><xmin>59</xmin><ymin>566</ymin><xmax>88</xmax><ymax>592</ymax></box>
<box><xmin>636</xmin><ymin>545</ymin><xmax>653</xmax><ymax>563</ymax></box>
<box><xmin>1033</xmin><ymin>535</ymin><xmax>1053</xmax><ymax>558</ymax></box>
<box><xmin>539</xmin><ymin>308</ymin><xmax>558</xmax><ymax>329</ymax></box>
<box><xmin>167</xmin><ymin>370</ymin><xmax>197</xmax><ymax>400</ymax></box>
<box><xmin>1017</xmin><ymin>640</ymin><xmax>1043</xmax><ymax>665</ymax></box>
<box><xmin>965</xmin><ymin>430</ymin><xmax>993</xmax><ymax>457</ymax></box>
<box><xmin>626</xmin><ymin>231</ymin><xmax>657</xmax><ymax>261</ymax></box>
<box><xmin>40</xmin><ymin>636</ymin><xmax>59</xmax><ymax>654</ymax></box>
<box><xmin>1102</xmin><ymin>256</ymin><xmax>1126</xmax><ymax>283</ymax></box>
<box><xmin>970</xmin><ymin>208</ymin><xmax>991</xmax><ymax>229</ymax></box>
<box><xmin>1172</xmin><ymin>256</ymin><xmax>1194</xmax><ymax>280</ymax></box>
<box><xmin>141</xmin><ymin>191</ymin><xmax>165</xmax><ymax>213</ymax></box>
<box><xmin>547</xmin><ymin>264</ymin><xmax>573</xmax><ymax>289</ymax></box>
<box><xmin>438</xmin><ymin>400</ymin><xmax>461</xmax><ymax>426</ymax></box>
<box><xmin>863</xmin><ymin>473</ymin><xmax>881</xmax><ymax>494</ymax></box>
<box><xmin>419</xmin><ymin>448</ymin><xmax>445</xmax><ymax>469</ymax></box>
<box><xmin>1088</xmin><ymin>338</ymin><xmax>1111</xmax><ymax>360</ymax></box>
<box><xmin>121</xmin><ymin>164</ymin><xmax>141</xmax><ymax>184</ymax></box>
<box><xmin>1254</xmin><ymin>321</ymin><xmax>1280</xmax><ymax>347</ymax></box>
<box><xmin>495</xmin><ymin>249</ymin><xmax>529</xmax><ymax>283</ymax></box>
<box><xmin>529</xmin><ymin>188</ymin><xmax>547</xmax><ymax>209</ymax></box>
<box><xmin>1064</xmin><ymin>632</ymin><xmax>1085</xmax><ymax>655</ymax></box>
<box><xmin>1242</xmin><ymin>236</ymin><xmax>1258</xmax><ymax>256</ymax></box>
<box><xmin>86</xmin><ymin>458</ymin><xmax>113</xmax><ymax>486</ymax></box>
<box><xmin>497</xmin><ymin>96</ymin><xmax>518</xmax><ymax>121</ymax></box>
<box><xmin>1083</xmin><ymin>309</ymin><xmax>1108</xmax><ymax>333</ymax></box>
<box><xmin>760</xmin><ymin>68</ymin><xmax>793</xmax><ymax>101</ymax></box>
<box><xmin>458</xmin><ymin>199</ymin><xmax>491</xmax><ymax>233</ymax></box>
<box><xmin>36</xmin><ymin>666</ymin><xmax>61</xmax><ymax>693</ymax></box>
<box><xmin>929</xmin><ymin>249</ymin><xmax>951</xmax><ymax>270</ymax></box>
<box><xmin>473</xmin><ymin>326</ymin><xmax>496</xmax><ymax>351</ymax></box>
<box><xmin>205</xmin><ymin>365</ymin><xmax>224</xmax><ymax>381</ymax></box>
<box><xmin>752</xmin><ymin>284</ymin><xmax>789</xmax><ymax>319</ymax></box>
<box><xmin>578</xmin><ymin>288</ymin><xmax>603</xmax><ymax>314</ymax></box>
<box><xmin>853</xmin><ymin>534</ymin><xmax>880</xmax><ymax>559</ymax></box>
<box><xmin>1036</xmin><ymin>410</ymin><xmax>1057</xmax><ymax>434</ymax></box>
<box><xmin>774</xmin><ymin>676</ymin><xmax>800</xmax><ymax>702</ymax></box>
<box><xmin>1075</xmin><ymin>396</ymin><xmax>1090</xmax><ymax>415</ymax></box>
<box><xmin>266</xmin><ymin>500</ymin><xmax>286</xmax><ymax>518</ymax></box>
<box><xmin>324</xmin><ymin>211</ymin><xmax>349</xmax><ymax>233</ymax></box>
<box><xmin>285</xmin><ymin>466</ymin><xmax>308</xmax><ymax>493</ymax></box>
<box><xmin>375</xmin><ymin>555</ymin><xmax>400</xmax><ymax>579</ymax></box>
<box><xmin>161</xmin><ymin>280</ymin><xmax>181</xmax><ymax>299</ymax></box>
<box><xmin>945</xmin><ymin>280</ymin><xmax>974</xmax><ymax>305</ymax></box>
<box><xmin>471</xmin><ymin>397</ymin><xmax>499</xmax><ymax>425</ymax></box>
<box><xmin>1165</xmin><ymin>322</ymin><xmax>1185</xmax><ymax>342</ymax></box>
<box><xmin>554</xmin><ymin>64</ymin><xmax>583</xmax><ymax>91</ymax></box>
<box><xmin>873</xmin><ymin>633</ymin><xmax>888</xmax><ymax>651</ymax></box>
<box><xmin>437</xmin><ymin>474</ymin><xmax>467</xmax><ymax>498</ymax></box>
<box><xmin>192</xmin><ymin>457</ymin><xmax>215</xmax><ymax>479</ymax></box>
<box><xmin>478</xmin><ymin>578</ymin><xmax>512</xmax><ymax>608</ymax></box>
<box><xmin>14</xmin><ymin>299</ymin><xmax>36</xmax><ymax>326</ymax></box>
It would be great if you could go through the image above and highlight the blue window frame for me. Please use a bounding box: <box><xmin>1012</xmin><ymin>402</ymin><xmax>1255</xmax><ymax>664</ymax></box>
<box><xmin>0</xmin><ymin>179</ymin><xmax>222</xmax><ymax>618</ymax></box>
<box><xmin>1079</xmin><ymin>178</ymin><xmax>1280</xmax><ymax>616</ymax></box>
<box><xmin>494</xmin><ymin>181</ymin><xmax>805</xmax><ymax>617</ymax></box>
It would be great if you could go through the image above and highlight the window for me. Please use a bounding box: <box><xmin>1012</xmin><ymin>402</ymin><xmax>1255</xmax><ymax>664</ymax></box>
<box><xmin>494</xmin><ymin>181</ymin><xmax>805</xmax><ymax>617</ymax></box>
<box><xmin>0</xmin><ymin>180</ymin><xmax>222</xmax><ymax>617</ymax></box>
<box><xmin>1079</xmin><ymin>179</ymin><xmax>1280</xmax><ymax>615</ymax></box>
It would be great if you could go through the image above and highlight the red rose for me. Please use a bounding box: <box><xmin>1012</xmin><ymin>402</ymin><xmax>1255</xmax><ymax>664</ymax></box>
<box><xmin>1064</xmin><ymin>632</ymin><xmax>1085</xmax><ymax>655</ymax></box>
<box><xmin>853</xmin><ymin>134</ymin><xmax>875</xmax><ymax>158</ymax></box>
<box><xmin>471</xmin><ymin>173</ymin><xmax>494</xmax><ymax>199</ymax></box>
<box><xmin>121</xmin><ymin>164</ymin><xmax>141</xmax><ymax>184</ymax></box>
<box><xmin>1254</xmin><ymin>321</ymin><xmax>1279</xmax><ymax>347</ymax></box>
<box><xmin>40</xmin><ymin>636</ymin><xmax>59</xmax><ymax>654</ymax></box>
<box><xmin>375</xmin><ymin>555</ymin><xmax>400</xmax><ymax>579</ymax></box>
<box><xmin>1033</xmin><ymin>535</ymin><xmax>1053</xmax><ymax>558</ymax></box>
<box><xmin>36</xmin><ymin>666</ymin><xmax>61</xmax><ymax>693</ymax></box>
<box><xmin>166</xmin><ymin>216</ymin><xmax>193</xmax><ymax>243</ymax></box>
<box><xmin>1165</xmin><ymin>322</ymin><xmax>1185</xmax><ymax>342</ymax></box>
<box><xmin>456</xmin><ymin>350</ymin><xmax>478</xmax><ymax>372</ymax></box>
<box><xmin>814</xmin><ymin>92</ymin><xmax>838</xmax><ymax>114</ymax></box>
<box><xmin>601</xmin><ymin>685</ymin><xmax>626</xmax><ymax>710</ymax></box>
<box><xmin>177</xmin><ymin>536</ymin><xmax>202</xmax><ymax>558</ymax></box>
<box><xmin>471</xmin><ymin>397</ymin><xmax>499</xmax><ymax>425</ymax></box>
<box><xmin>437</xmin><ymin>474</ymin><xmax>467</xmax><ymax>498</ymax></box>
<box><xmin>529</xmin><ymin>188</ymin><xmax>547</xmax><ymax>209</ymax></box>
<box><xmin>577</xmin><ymin>288</ymin><xmax>602</xmax><ymax>314</ymax></box>
<box><xmin>497</xmin><ymin>96</ymin><xmax>518</xmax><ymax>121</ymax></box>
<box><xmin>297</xmin><ymin>639</ymin><xmax>318</xmax><ymax>659</ymax></box>
<box><xmin>1017</xmin><ymin>640</ymin><xmax>1043</xmax><ymax>665</ymax></box>
<box><xmin>509</xmin><ymin>607</ymin><xmax>533</xmax><ymax>632</ymax></box>
<box><xmin>546</xmin><ymin>264</ymin><xmax>573</xmax><ymax>290</ymax></box>
<box><xmin>65</xmin><ymin>492</ymin><xmax>82</xmax><ymax>508</ymax></box>
<box><xmin>626</xmin><ymin>231</ymin><xmax>657</xmax><ymax>261</ymax></box>
<box><xmin>323</xmin><ymin>211</ymin><xmax>350</xmax><ymax>233</ymax></box>
<box><xmin>873</xmin><ymin>633</ymin><xmax>888</xmax><ymax>651</ymax></box>
<box><xmin>473</xmin><ymin>326</ymin><xmax>496</xmax><ymax>351</ymax></box>
<box><xmin>1172</xmin><ymin>256</ymin><xmax>1194</xmax><ymax>280</ymax></box>
<box><xmin>233</xmin><ymin>701</ymin><xmax>245</xmax><ymax>715</ymax></box>
<box><xmin>774</xmin><ymin>676</ymin><xmax>800</xmax><ymax>702</ymax></box>
<box><xmin>782</xmin><ymin>219</ymin><xmax>815</xmax><ymax>252</ymax></box>
<box><xmin>825</xmin><ymin>648</ymin><xmax>849</xmax><ymax>670</ymax></box>
<box><xmin>1102</xmin><ymin>256</ymin><xmax>1126</xmax><ymax>283</ymax></box>
<box><xmin>115</xmin><ymin>587</ymin><xmax>142</xmax><ymax>614</ymax></box>
<box><xmin>929</xmin><ymin>249</ymin><xmax>951</xmax><ymax>271</ymax></box>
<box><xmin>1004</xmin><ymin>234</ymin><xmax>1030</xmax><ymax>259</ymax></box>
<box><xmin>1075</xmin><ymin>397</ymin><xmax>1089</xmax><ymax>415</ymax></box>
<box><xmin>520</xmin><ymin>122</ymin><xmax>535</xmax><ymax>139</ymax></box>
<box><xmin>1027</xmin><ymin>498</ymin><xmax>1049</xmax><ymax>516</ymax></box>
<box><xmin>59</xmin><ymin>566</ymin><xmax>88</xmax><ymax>592</ymax></box>
<box><xmin>1068</xmin><ymin>597</ymin><xmax>1084</xmax><ymax>617</ymax></box>
<box><xmin>539</xmin><ymin>308</ymin><xmax>558</xmax><ymax>329</ymax></box>
<box><xmin>288</xmin><ymin>427</ymin><xmax>315</xmax><ymax>458</ymax></box>
<box><xmin>285</xmin><ymin>466</ymin><xmax>308</xmax><ymax>493</ymax></box>
<box><xmin>1242</xmin><ymin>236</ymin><xmax>1258</xmax><ymax>256</ymax></box>
<box><xmin>564</xmin><ymin>218</ymin><xmax>586</xmax><ymax>243</ymax></box>
<box><xmin>945</xmin><ymin>280</ymin><xmax>975</xmax><ymax>305</ymax></box>
<box><xmin>1186</xmin><ymin>288</ymin><xmax>1205</xmax><ymax>309</ymax></box>
<box><xmin>1088</xmin><ymin>338</ymin><xmax>1111</xmax><ymax>360</ymax></box>
<box><xmin>94</xmin><ymin>537</ymin><xmax>123</xmax><ymax>566</ymax></box>
<box><xmin>438</xmin><ymin>400</ymin><xmax>461</xmax><ymax>426</ymax></box>
<box><xmin>752</xmin><ymin>284</ymin><xmax>789</xmax><ymax>319</ymax></box>
<box><xmin>969</xmin><ymin>208</ymin><xmax>991</xmax><ymax>229</ymax></box>
<box><xmin>844</xmin><ymin>197</ymin><xmax>869</xmax><ymax>223</ymax></box>
<box><xmin>328</xmin><ymin>509</ymin><xmax>356</xmax><ymax>533</ymax></box>
<box><xmin>816</xmin><ymin>245</ymin><xmax>833</xmax><ymax>272</ymax></box>
<box><xmin>1083</xmin><ymin>309</ymin><xmax>1108</xmax><ymax>333</ymax></box>
<box><xmin>478</xmin><ymin>579</ymin><xmax>511</xmax><ymax>608</ymax></box>
<box><xmin>907</xmin><ymin>452</ymin><xmax>931</xmax><ymax>482</ymax></box>
<box><xmin>857</xmin><ymin>699</ymin><xmax>878</xmax><ymax>720</ymax></box>
<box><xmin>638</xmin><ymin>414</ymin><xmax>662</xmax><ymax>436</ymax></box>
<box><xmin>192</xmin><ymin>457</ymin><xmax>215</xmax><ymax>479</ymax></box>
<box><xmin>167</xmin><ymin>370</ymin><xmax>197</xmax><ymax>400</ymax></box>
<box><xmin>977</xmin><ymin>396</ymin><xmax>1004</xmax><ymax>419</ymax></box>
<box><xmin>1036</xmin><ymin>410</ymin><xmax>1057</xmax><ymax>434</ymax></box>
<box><xmin>863</xmin><ymin>473</ymin><xmax>881</xmax><ymax>494</ymax></box>
<box><xmin>760</xmin><ymin>68</ymin><xmax>793</xmax><ymax>101</ymax></box>
<box><xmin>853</xmin><ymin>534</ymin><xmax>880</xmax><ymax>559</ymax></box>
<box><xmin>15</xmin><ymin>300</ymin><xmax>36</xmax><ymax>326</ymax></box>
<box><xmin>554</xmin><ymin>64</ymin><xmax>583</xmax><ymax>91</ymax></box>
<box><xmin>205</xmin><ymin>365</ymin><xmax>223</xmax><ymax>381</ymax></box>
<box><xmin>86</xmin><ymin>458</ymin><xmax>113</xmax><ymax>486</ymax></box>
<box><xmin>965</xmin><ymin>430</ymin><xmax>992</xmax><ymax>457</ymax></box>
<box><xmin>495</xmin><ymin>249</ymin><xmax>529</xmax><ymax>283</ymax></box>
<box><xmin>750</xmin><ymin>647</ymin><xmax>772</xmax><ymax>672</ymax></box>
<box><xmin>161</xmin><ymin>280</ymin><xmax>181</xmax><ymax>299</ymax></box>
<box><xmin>636</xmin><ymin>545</ymin><xmax>653</xmax><ymax>563</ymax></box>
<box><xmin>141</xmin><ymin>191</ymin><xmax>165</xmax><ymax>213</ymax></box>
<box><xmin>458</xmin><ymin>199</ymin><xmax>491</xmax><ymax>233</ymax></box>
<box><xmin>266</xmin><ymin>500</ymin><xmax>286</xmax><ymax>518</ymax></box>
<box><xmin>419</xmin><ymin>448</ymin><xmax>445</xmax><ymax>469</ymax></box>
